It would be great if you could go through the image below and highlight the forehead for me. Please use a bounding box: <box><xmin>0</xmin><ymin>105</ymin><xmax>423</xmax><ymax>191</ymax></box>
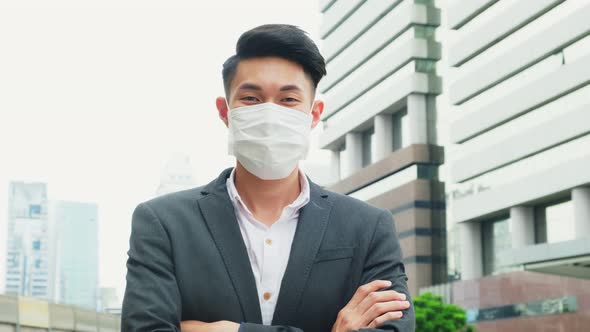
<box><xmin>231</xmin><ymin>56</ymin><xmax>313</xmax><ymax>93</ymax></box>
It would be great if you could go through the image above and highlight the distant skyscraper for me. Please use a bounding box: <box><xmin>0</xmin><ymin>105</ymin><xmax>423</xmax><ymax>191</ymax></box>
<box><xmin>156</xmin><ymin>153</ymin><xmax>196</xmax><ymax>196</ymax></box>
<box><xmin>52</xmin><ymin>201</ymin><xmax>99</xmax><ymax>310</ymax></box>
<box><xmin>99</xmin><ymin>286</ymin><xmax>121</xmax><ymax>314</ymax></box>
<box><xmin>5</xmin><ymin>182</ymin><xmax>51</xmax><ymax>299</ymax></box>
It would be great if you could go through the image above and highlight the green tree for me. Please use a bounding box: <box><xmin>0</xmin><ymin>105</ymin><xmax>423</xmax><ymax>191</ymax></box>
<box><xmin>414</xmin><ymin>292</ymin><xmax>476</xmax><ymax>332</ymax></box>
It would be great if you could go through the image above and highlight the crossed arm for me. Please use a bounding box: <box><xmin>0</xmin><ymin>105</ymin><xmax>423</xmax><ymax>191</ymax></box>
<box><xmin>183</xmin><ymin>279</ymin><xmax>410</xmax><ymax>332</ymax></box>
<box><xmin>122</xmin><ymin>204</ymin><xmax>414</xmax><ymax>332</ymax></box>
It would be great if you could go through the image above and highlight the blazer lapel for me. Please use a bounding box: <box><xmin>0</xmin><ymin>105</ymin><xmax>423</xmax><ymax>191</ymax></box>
<box><xmin>272</xmin><ymin>180</ymin><xmax>333</xmax><ymax>325</ymax></box>
<box><xmin>196</xmin><ymin>168</ymin><xmax>263</xmax><ymax>324</ymax></box>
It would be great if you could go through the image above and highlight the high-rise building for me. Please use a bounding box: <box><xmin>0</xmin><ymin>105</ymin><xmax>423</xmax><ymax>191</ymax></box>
<box><xmin>439</xmin><ymin>0</ymin><xmax>590</xmax><ymax>330</ymax></box>
<box><xmin>317</xmin><ymin>0</ymin><xmax>590</xmax><ymax>330</ymax></box>
<box><xmin>99</xmin><ymin>286</ymin><xmax>121</xmax><ymax>314</ymax></box>
<box><xmin>316</xmin><ymin>0</ymin><xmax>445</xmax><ymax>295</ymax></box>
<box><xmin>5</xmin><ymin>182</ymin><xmax>51</xmax><ymax>299</ymax></box>
<box><xmin>52</xmin><ymin>201</ymin><xmax>99</xmax><ymax>310</ymax></box>
<box><xmin>156</xmin><ymin>153</ymin><xmax>197</xmax><ymax>196</ymax></box>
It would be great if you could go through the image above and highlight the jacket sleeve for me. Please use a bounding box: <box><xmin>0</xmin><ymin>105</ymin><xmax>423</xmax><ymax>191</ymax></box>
<box><xmin>239</xmin><ymin>323</ymin><xmax>303</xmax><ymax>332</ymax></box>
<box><xmin>121</xmin><ymin>202</ymin><xmax>182</xmax><ymax>332</ymax></box>
<box><xmin>357</xmin><ymin>209</ymin><xmax>415</xmax><ymax>332</ymax></box>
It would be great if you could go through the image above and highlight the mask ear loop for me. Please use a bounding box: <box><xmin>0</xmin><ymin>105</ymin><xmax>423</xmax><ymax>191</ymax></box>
<box><xmin>225</xmin><ymin>102</ymin><xmax>232</xmax><ymax>128</ymax></box>
<box><xmin>309</xmin><ymin>101</ymin><xmax>317</xmax><ymax>128</ymax></box>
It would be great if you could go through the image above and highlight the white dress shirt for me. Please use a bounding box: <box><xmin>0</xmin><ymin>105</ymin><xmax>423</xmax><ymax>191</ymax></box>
<box><xmin>226</xmin><ymin>168</ymin><xmax>310</xmax><ymax>325</ymax></box>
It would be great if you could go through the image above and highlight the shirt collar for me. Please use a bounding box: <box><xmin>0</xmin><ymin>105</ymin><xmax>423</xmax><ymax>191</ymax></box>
<box><xmin>226</xmin><ymin>167</ymin><xmax>311</xmax><ymax>216</ymax></box>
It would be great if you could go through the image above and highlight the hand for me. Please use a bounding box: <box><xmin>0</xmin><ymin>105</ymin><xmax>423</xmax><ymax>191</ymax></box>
<box><xmin>181</xmin><ymin>320</ymin><xmax>240</xmax><ymax>332</ymax></box>
<box><xmin>331</xmin><ymin>280</ymin><xmax>410</xmax><ymax>332</ymax></box>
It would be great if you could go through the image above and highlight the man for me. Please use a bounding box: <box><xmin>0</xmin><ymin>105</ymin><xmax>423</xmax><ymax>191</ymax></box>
<box><xmin>122</xmin><ymin>24</ymin><xmax>414</xmax><ymax>332</ymax></box>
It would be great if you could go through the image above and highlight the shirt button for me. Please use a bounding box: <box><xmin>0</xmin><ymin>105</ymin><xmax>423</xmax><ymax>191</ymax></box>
<box><xmin>265</xmin><ymin>238</ymin><xmax>273</xmax><ymax>246</ymax></box>
<box><xmin>263</xmin><ymin>292</ymin><xmax>272</xmax><ymax>301</ymax></box>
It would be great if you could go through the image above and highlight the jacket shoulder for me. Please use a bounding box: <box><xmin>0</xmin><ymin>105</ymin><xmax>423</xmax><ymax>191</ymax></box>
<box><xmin>138</xmin><ymin>185</ymin><xmax>206</xmax><ymax>215</ymax></box>
<box><xmin>148</xmin><ymin>186</ymin><xmax>205</xmax><ymax>206</ymax></box>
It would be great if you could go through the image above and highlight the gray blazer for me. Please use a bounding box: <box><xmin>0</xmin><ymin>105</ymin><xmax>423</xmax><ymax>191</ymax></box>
<box><xmin>121</xmin><ymin>168</ymin><xmax>414</xmax><ymax>332</ymax></box>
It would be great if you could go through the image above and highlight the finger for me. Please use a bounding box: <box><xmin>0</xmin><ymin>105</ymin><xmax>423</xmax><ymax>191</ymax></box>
<box><xmin>361</xmin><ymin>290</ymin><xmax>406</xmax><ymax>311</ymax></box>
<box><xmin>181</xmin><ymin>320</ymin><xmax>206</xmax><ymax>325</ymax></box>
<box><xmin>360</xmin><ymin>300</ymin><xmax>410</xmax><ymax>326</ymax></box>
<box><xmin>361</xmin><ymin>301</ymin><xmax>410</xmax><ymax>324</ymax></box>
<box><xmin>367</xmin><ymin>310</ymin><xmax>404</xmax><ymax>328</ymax></box>
<box><xmin>181</xmin><ymin>320</ymin><xmax>207</xmax><ymax>327</ymax></box>
<box><xmin>180</xmin><ymin>321</ymin><xmax>199</xmax><ymax>332</ymax></box>
<box><xmin>385</xmin><ymin>289</ymin><xmax>407</xmax><ymax>301</ymax></box>
<box><xmin>356</xmin><ymin>290</ymin><xmax>407</xmax><ymax>316</ymax></box>
<box><xmin>346</xmin><ymin>280</ymin><xmax>392</xmax><ymax>309</ymax></box>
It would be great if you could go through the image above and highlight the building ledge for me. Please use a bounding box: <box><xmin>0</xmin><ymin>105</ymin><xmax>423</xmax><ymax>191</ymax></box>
<box><xmin>499</xmin><ymin>238</ymin><xmax>590</xmax><ymax>279</ymax></box>
<box><xmin>327</xmin><ymin>144</ymin><xmax>444</xmax><ymax>194</ymax></box>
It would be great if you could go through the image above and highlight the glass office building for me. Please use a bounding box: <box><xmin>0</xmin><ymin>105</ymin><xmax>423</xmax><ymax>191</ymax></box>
<box><xmin>5</xmin><ymin>182</ymin><xmax>51</xmax><ymax>300</ymax></box>
<box><xmin>52</xmin><ymin>201</ymin><xmax>99</xmax><ymax>310</ymax></box>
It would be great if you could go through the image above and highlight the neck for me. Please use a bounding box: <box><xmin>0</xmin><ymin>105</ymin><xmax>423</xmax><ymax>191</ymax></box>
<box><xmin>233</xmin><ymin>162</ymin><xmax>302</xmax><ymax>226</ymax></box>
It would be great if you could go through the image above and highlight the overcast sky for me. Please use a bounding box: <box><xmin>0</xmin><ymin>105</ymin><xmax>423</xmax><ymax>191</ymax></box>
<box><xmin>0</xmin><ymin>0</ymin><xmax>328</xmax><ymax>302</ymax></box>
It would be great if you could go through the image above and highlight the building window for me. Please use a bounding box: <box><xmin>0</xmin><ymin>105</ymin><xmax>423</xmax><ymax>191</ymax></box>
<box><xmin>7</xmin><ymin>254</ymin><xmax>19</xmax><ymax>268</ymax></box>
<box><xmin>482</xmin><ymin>216</ymin><xmax>511</xmax><ymax>276</ymax></box>
<box><xmin>447</xmin><ymin>224</ymin><xmax>461</xmax><ymax>281</ymax></box>
<box><xmin>534</xmin><ymin>198</ymin><xmax>574</xmax><ymax>244</ymax></box>
<box><xmin>338</xmin><ymin>142</ymin><xmax>347</xmax><ymax>179</ymax></box>
<box><xmin>361</xmin><ymin>127</ymin><xmax>374</xmax><ymax>167</ymax></box>
<box><xmin>392</xmin><ymin>109</ymin><xmax>409</xmax><ymax>151</ymax></box>
<box><xmin>29</xmin><ymin>204</ymin><xmax>42</xmax><ymax>218</ymax></box>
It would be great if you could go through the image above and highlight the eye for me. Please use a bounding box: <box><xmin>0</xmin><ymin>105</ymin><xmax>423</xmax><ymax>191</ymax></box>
<box><xmin>240</xmin><ymin>96</ymin><xmax>260</xmax><ymax>102</ymax></box>
<box><xmin>282</xmin><ymin>97</ymin><xmax>300</xmax><ymax>103</ymax></box>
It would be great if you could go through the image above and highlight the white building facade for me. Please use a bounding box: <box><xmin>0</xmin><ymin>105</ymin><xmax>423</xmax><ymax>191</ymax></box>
<box><xmin>436</xmin><ymin>0</ymin><xmax>590</xmax><ymax>329</ymax></box>
<box><xmin>318</xmin><ymin>0</ymin><xmax>590</xmax><ymax>328</ymax></box>
<box><xmin>444</xmin><ymin>0</ymin><xmax>590</xmax><ymax>283</ymax></box>
<box><xmin>317</xmin><ymin>0</ymin><xmax>445</xmax><ymax>295</ymax></box>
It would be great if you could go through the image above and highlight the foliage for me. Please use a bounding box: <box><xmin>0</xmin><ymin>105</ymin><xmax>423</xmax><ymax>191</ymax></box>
<box><xmin>414</xmin><ymin>292</ymin><xmax>476</xmax><ymax>332</ymax></box>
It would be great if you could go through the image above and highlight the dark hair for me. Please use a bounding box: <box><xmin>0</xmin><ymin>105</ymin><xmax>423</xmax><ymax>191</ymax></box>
<box><xmin>222</xmin><ymin>24</ymin><xmax>326</xmax><ymax>97</ymax></box>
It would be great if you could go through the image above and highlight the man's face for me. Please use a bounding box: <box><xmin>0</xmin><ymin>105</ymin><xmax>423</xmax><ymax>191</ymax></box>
<box><xmin>216</xmin><ymin>56</ymin><xmax>323</xmax><ymax>128</ymax></box>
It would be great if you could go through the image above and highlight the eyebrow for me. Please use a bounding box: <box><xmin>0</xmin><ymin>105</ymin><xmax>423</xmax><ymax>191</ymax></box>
<box><xmin>236</xmin><ymin>83</ymin><xmax>303</xmax><ymax>92</ymax></box>
<box><xmin>279</xmin><ymin>84</ymin><xmax>303</xmax><ymax>92</ymax></box>
<box><xmin>237</xmin><ymin>82</ymin><xmax>263</xmax><ymax>91</ymax></box>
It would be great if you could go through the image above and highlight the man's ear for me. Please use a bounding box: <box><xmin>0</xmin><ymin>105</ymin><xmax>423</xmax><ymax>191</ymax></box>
<box><xmin>216</xmin><ymin>96</ymin><xmax>229</xmax><ymax>128</ymax></box>
<box><xmin>310</xmin><ymin>100</ymin><xmax>324</xmax><ymax>129</ymax></box>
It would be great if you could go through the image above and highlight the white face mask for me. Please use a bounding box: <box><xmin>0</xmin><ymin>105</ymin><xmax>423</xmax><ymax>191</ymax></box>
<box><xmin>227</xmin><ymin>102</ymin><xmax>313</xmax><ymax>180</ymax></box>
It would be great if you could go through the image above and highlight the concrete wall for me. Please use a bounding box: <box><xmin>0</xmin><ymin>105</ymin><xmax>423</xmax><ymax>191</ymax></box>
<box><xmin>0</xmin><ymin>295</ymin><xmax>119</xmax><ymax>332</ymax></box>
